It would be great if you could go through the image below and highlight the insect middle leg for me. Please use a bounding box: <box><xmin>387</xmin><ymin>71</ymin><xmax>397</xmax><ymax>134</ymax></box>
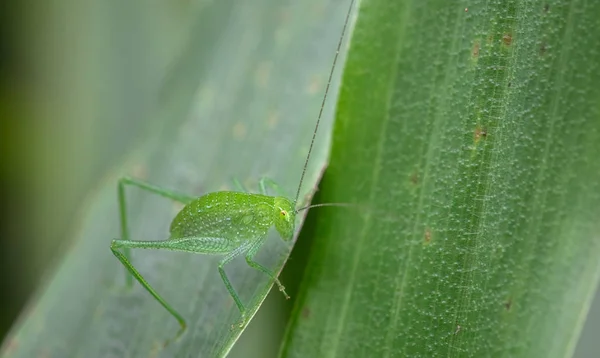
<box><xmin>217</xmin><ymin>242</ymin><xmax>253</xmax><ymax>324</ymax></box>
<box><xmin>118</xmin><ymin>176</ymin><xmax>195</xmax><ymax>285</ymax></box>
<box><xmin>244</xmin><ymin>239</ymin><xmax>290</xmax><ymax>299</ymax></box>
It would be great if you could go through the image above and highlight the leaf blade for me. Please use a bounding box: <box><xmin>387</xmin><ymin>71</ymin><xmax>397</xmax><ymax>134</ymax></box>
<box><xmin>281</xmin><ymin>0</ymin><xmax>600</xmax><ymax>357</ymax></box>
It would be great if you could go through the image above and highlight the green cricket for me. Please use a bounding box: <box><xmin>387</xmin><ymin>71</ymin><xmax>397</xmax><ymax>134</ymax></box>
<box><xmin>110</xmin><ymin>0</ymin><xmax>355</xmax><ymax>341</ymax></box>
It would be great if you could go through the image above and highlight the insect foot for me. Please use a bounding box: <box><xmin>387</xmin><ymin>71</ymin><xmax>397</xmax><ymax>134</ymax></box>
<box><xmin>273</xmin><ymin>278</ymin><xmax>290</xmax><ymax>299</ymax></box>
<box><xmin>162</xmin><ymin>322</ymin><xmax>187</xmax><ymax>348</ymax></box>
<box><xmin>231</xmin><ymin>312</ymin><xmax>247</xmax><ymax>330</ymax></box>
<box><xmin>279</xmin><ymin>285</ymin><xmax>290</xmax><ymax>300</ymax></box>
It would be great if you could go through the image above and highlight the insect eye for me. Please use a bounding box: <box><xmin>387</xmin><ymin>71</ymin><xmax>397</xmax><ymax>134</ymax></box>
<box><xmin>280</xmin><ymin>210</ymin><xmax>287</xmax><ymax>217</ymax></box>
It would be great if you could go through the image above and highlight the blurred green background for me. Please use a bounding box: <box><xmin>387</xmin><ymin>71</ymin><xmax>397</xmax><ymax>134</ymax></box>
<box><xmin>0</xmin><ymin>0</ymin><xmax>167</xmax><ymax>340</ymax></box>
<box><xmin>1</xmin><ymin>0</ymin><xmax>599</xmax><ymax>357</ymax></box>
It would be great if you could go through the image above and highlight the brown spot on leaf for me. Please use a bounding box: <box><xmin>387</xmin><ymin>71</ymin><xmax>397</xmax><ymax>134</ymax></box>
<box><xmin>308</xmin><ymin>75</ymin><xmax>322</xmax><ymax>94</ymax></box>
<box><xmin>278</xmin><ymin>7</ymin><xmax>291</xmax><ymax>24</ymax></box>
<box><xmin>302</xmin><ymin>307</ymin><xmax>311</xmax><ymax>318</ymax></box>
<box><xmin>540</xmin><ymin>42</ymin><xmax>547</xmax><ymax>56</ymax></box>
<box><xmin>472</xmin><ymin>42</ymin><xmax>480</xmax><ymax>58</ymax></box>
<box><xmin>424</xmin><ymin>228</ymin><xmax>432</xmax><ymax>243</ymax></box>
<box><xmin>3</xmin><ymin>338</ymin><xmax>18</xmax><ymax>355</ymax></box>
<box><xmin>410</xmin><ymin>172</ymin><xmax>419</xmax><ymax>185</ymax></box>
<box><xmin>505</xmin><ymin>298</ymin><xmax>513</xmax><ymax>311</ymax></box>
<box><xmin>131</xmin><ymin>164</ymin><xmax>148</xmax><ymax>179</ymax></box>
<box><xmin>267</xmin><ymin>110</ymin><xmax>280</xmax><ymax>129</ymax></box>
<box><xmin>474</xmin><ymin>125</ymin><xmax>487</xmax><ymax>142</ymax></box>
<box><xmin>255</xmin><ymin>61</ymin><xmax>272</xmax><ymax>88</ymax></box>
<box><xmin>233</xmin><ymin>122</ymin><xmax>247</xmax><ymax>139</ymax></box>
<box><xmin>502</xmin><ymin>33</ymin><xmax>513</xmax><ymax>46</ymax></box>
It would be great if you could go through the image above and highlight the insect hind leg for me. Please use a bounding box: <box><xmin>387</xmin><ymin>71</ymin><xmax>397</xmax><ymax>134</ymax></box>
<box><xmin>117</xmin><ymin>176</ymin><xmax>195</xmax><ymax>286</ymax></box>
<box><xmin>110</xmin><ymin>240</ymin><xmax>187</xmax><ymax>342</ymax></box>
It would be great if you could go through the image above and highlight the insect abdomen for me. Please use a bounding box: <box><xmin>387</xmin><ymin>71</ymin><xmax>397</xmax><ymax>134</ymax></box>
<box><xmin>169</xmin><ymin>191</ymin><xmax>275</xmax><ymax>242</ymax></box>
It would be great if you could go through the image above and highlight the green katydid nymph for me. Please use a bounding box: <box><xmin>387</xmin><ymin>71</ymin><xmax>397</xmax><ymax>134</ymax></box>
<box><xmin>110</xmin><ymin>0</ymin><xmax>356</xmax><ymax>342</ymax></box>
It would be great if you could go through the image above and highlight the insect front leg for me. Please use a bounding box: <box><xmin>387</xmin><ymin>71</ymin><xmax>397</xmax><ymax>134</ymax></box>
<box><xmin>117</xmin><ymin>176</ymin><xmax>195</xmax><ymax>286</ymax></box>
<box><xmin>244</xmin><ymin>238</ymin><xmax>290</xmax><ymax>299</ymax></box>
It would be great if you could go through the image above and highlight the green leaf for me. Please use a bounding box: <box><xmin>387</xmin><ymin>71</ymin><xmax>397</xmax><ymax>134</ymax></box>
<box><xmin>0</xmin><ymin>1</ymin><xmax>351</xmax><ymax>357</ymax></box>
<box><xmin>281</xmin><ymin>0</ymin><xmax>600</xmax><ymax>357</ymax></box>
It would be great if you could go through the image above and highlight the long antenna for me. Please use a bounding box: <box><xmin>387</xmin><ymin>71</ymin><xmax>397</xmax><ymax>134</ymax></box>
<box><xmin>294</xmin><ymin>0</ymin><xmax>355</xmax><ymax>204</ymax></box>
<box><xmin>295</xmin><ymin>202</ymin><xmax>356</xmax><ymax>213</ymax></box>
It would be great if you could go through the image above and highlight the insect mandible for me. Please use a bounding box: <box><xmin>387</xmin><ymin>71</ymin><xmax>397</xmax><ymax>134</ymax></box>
<box><xmin>110</xmin><ymin>0</ymin><xmax>356</xmax><ymax>341</ymax></box>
